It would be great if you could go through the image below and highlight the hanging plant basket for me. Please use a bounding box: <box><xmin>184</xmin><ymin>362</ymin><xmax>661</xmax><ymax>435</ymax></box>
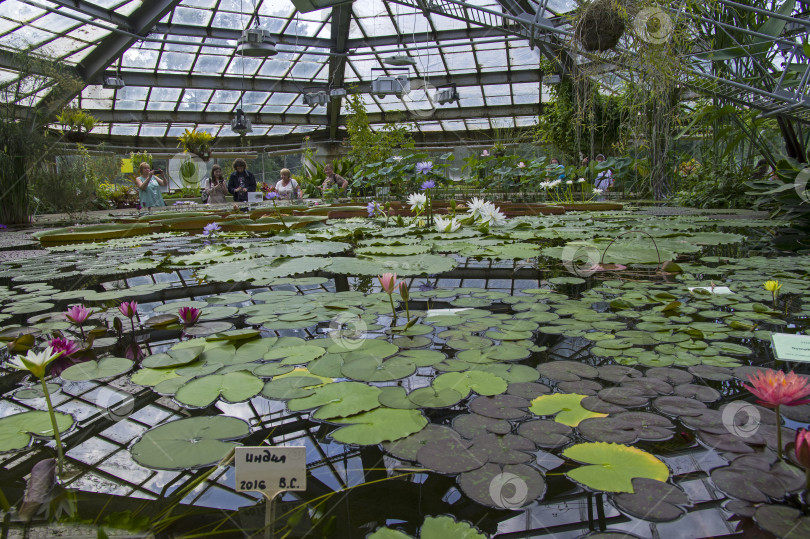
<box><xmin>65</xmin><ymin>131</ymin><xmax>88</xmax><ymax>143</ymax></box>
<box><xmin>198</xmin><ymin>150</ymin><xmax>211</xmax><ymax>162</ymax></box>
<box><xmin>575</xmin><ymin>0</ymin><xmax>626</xmax><ymax>52</ymax></box>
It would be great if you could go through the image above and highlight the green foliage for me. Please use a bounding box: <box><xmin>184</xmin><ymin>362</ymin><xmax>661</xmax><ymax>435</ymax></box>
<box><xmin>129</xmin><ymin>150</ymin><xmax>153</xmax><ymax>169</ymax></box>
<box><xmin>345</xmin><ymin>93</ymin><xmax>413</xmax><ymax>170</ymax></box>
<box><xmin>56</xmin><ymin>107</ymin><xmax>97</xmax><ymax>136</ymax></box>
<box><xmin>29</xmin><ymin>147</ymin><xmax>102</xmax><ymax>216</ymax></box>
<box><xmin>0</xmin><ymin>51</ymin><xmax>83</xmax><ymax>223</ymax></box>
<box><xmin>535</xmin><ymin>78</ymin><xmax>623</xmax><ymax>163</ymax></box>
<box><xmin>676</xmin><ymin>156</ymin><xmax>759</xmax><ymax>209</ymax></box>
<box><xmin>177</xmin><ymin>128</ymin><xmax>214</xmax><ymax>157</ymax></box>
<box><xmin>746</xmin><ymin>155</ymin><xmax>810</xmax><ymax>248</ymax></box>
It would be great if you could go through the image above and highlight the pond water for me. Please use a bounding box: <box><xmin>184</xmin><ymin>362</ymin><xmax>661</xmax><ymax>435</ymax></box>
<box><xmin>0</xmin><ymin>209</ymin><xmax>809</xmax><ymax>538</ymax></box>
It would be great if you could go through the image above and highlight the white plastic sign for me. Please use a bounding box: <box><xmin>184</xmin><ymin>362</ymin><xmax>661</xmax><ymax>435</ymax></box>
<box><xmin>771</xmin><ymin>334</ymin><xmax>810</xmax><ymax>363</ymax></box>
<box><xmin>235</xmin><ymin>446</ymin><xmax>306</xmax><ymax>499</ymax></box>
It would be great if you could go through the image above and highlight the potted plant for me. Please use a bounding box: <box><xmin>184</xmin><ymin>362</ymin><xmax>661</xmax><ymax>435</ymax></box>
<box><xmin>177</xmin><ymin>128</ymin><xmax>214</xmax><ymax>161</ymax></box>
<box><xmin>56</xmin><ymin>107</ymin><xmax>98</xmax><ymax>143</ymax></box>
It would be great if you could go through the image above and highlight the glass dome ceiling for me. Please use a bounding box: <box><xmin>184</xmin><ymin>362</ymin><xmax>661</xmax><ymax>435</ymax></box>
<box><xmin>0</xmin><ymin>0</ymin><xmax>580</xmax><ymax>142</ymax></box>
<box><xmin>1</xmin><ymin>0</ymin><xmax>808</xmax><ymax>143</ymax></box>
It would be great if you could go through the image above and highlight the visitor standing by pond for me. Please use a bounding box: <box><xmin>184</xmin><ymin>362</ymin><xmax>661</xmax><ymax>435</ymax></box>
<box><xmin>135</xmin><ymin>162</ymin><xmax>166</xmax><ymax>211</ymax></box>
<box><xmin>320</xmin><ymin>163</ymin><xmax>348</xmax><ymax>192</ymax></box>
<box><xmin>276</xmin><ymin>168</ymin><xmax>303</xmax><ymax>200</ymax></box>
<box><xmin>594</xmin><ymin>154</ymin><xmax>614</xmax><ymax>193</ymax></box>
<box><xmin>202</xmin><ymin>164</ymin><xmax>228</xmax><ymax>204</ymax></box>
<box><xmin>228</xmin><ymin>158</ymin><xmax>256</xmax><ymax>202</ymax></box>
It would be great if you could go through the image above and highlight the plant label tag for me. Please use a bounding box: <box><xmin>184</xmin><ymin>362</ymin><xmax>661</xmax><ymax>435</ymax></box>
<box><xmin>771</xmin><ymin>334</ymin><xmax>810</xmax><ymax>363</ymax></box>
<box><xmin>688</xmin><ymin>286</ymin><xmax>733</xmax><ymax>295</ymax></box>
<box><xmin>235</xmin><ymin>446</ymin><xmax>306</xmax><ymax>499</ymax></box>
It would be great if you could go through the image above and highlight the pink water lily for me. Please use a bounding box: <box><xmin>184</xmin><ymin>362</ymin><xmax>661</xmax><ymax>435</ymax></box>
<box><xmin>379</xmin><ymin>273</ymin><xmax>398</xmax><ymax>295</ymax></box>
<box><xmin>65</xmin><ymin>305</ymin><xmax>91</xmax><ymax>325</ymax></box>
<box><xmin>118</xmin><ymin>301</ymin><xmax>138</xmax><ymax>319</ymax></box>
<box><xmin>49</xmin><ymin>337</ymin><xmax>80</xmax><ymax>358</ymax></box>
<box><xmin>178</xmin><ymin>306</ymin><xmax>201</xmax><ymax>326</ymax></box>
<box><xmin>746</xmin><ymin>370</ymin><xmax>810</xmax><ymax>407</ymax></box>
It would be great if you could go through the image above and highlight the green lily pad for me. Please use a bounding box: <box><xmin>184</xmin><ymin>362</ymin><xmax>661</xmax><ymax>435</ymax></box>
<box><xmin>261</xmin><ymin>375</ymin><xmax>326</xmax><ymax>400</ymax></box>
<box><xmin>0</xmin><ymin>410</ymin><xmax>74</xmax><ymax>452</ymax></box>
<box><xmin>529</xmin><ymin>393</ymin><xmax>607</xmax><ymax>426</ymax></box>
<box><xmin>420</xmin><ymin>515</ymin><xmax>485</xmax><ymax>538</ymax></box>
<box><xmin>174</xmin><ymin>371</ymin><xmax>264</xmax><ymax>408</ymax></box>
<box><xmin>264</xmin><ymin>344</ymin><xmax>327</xmax><ymax>365</ymax></box>
<box><xmin>408</xmin><ymin>386</ymin><xmax>464</xmax><ymax>408</ymax></box>
<box><xmin>563</xmin><ymin>442</ymin><xmax>669</xmax><ymax>493</ymax></box>
<box><xmin>330</xmin><ymin>408</ymin><xmax>428</xmax><ymax>445</ymax></box>
<box><xmin>130</xmin><ymin>416</ymin><xmax>249</xmax><ymax>470</ymax></box>
<box><xmin>60</xmin><ymin>357</ymin><xmax>133</xmax><ymax>381</ymax></box>
<box><xmin>288</xmin><ymin>382</ymin><xmax>381</xmax><ymax>419</ymax></box>
<box><xmin>433</xmin><ymin>371</ymin><xmax>508</xmax><ymax>398</ymax></box>
<box><xmin>142</xmin><ymin>346</ymin><xmax>204</xmax><ymax>369</ymax></box>
<box><xmin>341</xmin><ymin>356</ymin><xmax>417</xmax><ymax>382</ymax></box>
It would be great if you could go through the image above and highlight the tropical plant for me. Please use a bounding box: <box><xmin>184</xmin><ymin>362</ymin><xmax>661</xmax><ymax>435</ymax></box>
<box><xmin>344</xmin><ymin>92</ymin><xmax>413</xmax><ymax>171</ymax></box>
<box><xmin>56</xmin><ymin>107</ymin><xmax>97</xmax><ymax>142</ymax></box>
<box><xmin>177</xmin><ymin>128</ymin><xmax>215</xmax><ymax>160</ymax></box>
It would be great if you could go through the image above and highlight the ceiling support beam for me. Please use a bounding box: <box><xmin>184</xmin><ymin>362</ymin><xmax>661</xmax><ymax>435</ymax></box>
<box><xmin>326</xmin><ymin>4</ymin><xmax>352</xmax><ymax>140</ymax></box>
<box><xmin>87</xmin><ymin>103</ymin><xmax>542</xmax><ymax>125</ymax></box>
<box><xmin>43</xmin><ymin>0</ymin><xmax>182</xmax><ymax>116</ymax></box>
<box><xmin>46</xmin><ymin>0</ymin><xmax>132</xmax><ymax>30</ymax></box>
<box><xmin>103</xmin><ymin>68</ymin><xmax>546</xmax><ymax>93</ymax></box>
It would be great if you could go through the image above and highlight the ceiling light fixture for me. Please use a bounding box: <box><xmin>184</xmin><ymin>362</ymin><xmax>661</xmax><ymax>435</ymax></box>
<box><xmin>371</xmin><ymin>68</ymin><xmax>410</xmax><ymax>99</ymax></box>
<box><xmin>232</xmin><ymin>109</ymin><xmax>253</xmax><ymax>135</ymax></box>
<box><xmin>236</xmin><ymin>28</ymin><xmax>278</xmax><ymax>57</ymax></box>
<box><xmin>384</xmin><ymin>54</ymin><xmax>416</xmax><ymax>67</ymax></box>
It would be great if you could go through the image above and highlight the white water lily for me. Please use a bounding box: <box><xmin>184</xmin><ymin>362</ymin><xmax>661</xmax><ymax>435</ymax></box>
<box><xmin>549</xmin><ymin>179</ymin><xmax>562</xmax><ymax>188</ymax></box>
<box><xmin>593</xmin><ymin>188</ymin><xmax>604</xmax><ymax>194</ymax></box>
<box><xmin>577</xmin><ymin>178</ymin><xmax>586</xmax><ymax>183</ymax></box>
<box><xmin>539</xmin><ymin>181</ymin><xmax>551</xmax><ymax>190</ymax></box>
<box><xmin>466</xmin><ymin>197</ymin><xmax>489</xmax><ymax>219</ymax></box>
<box><xmin>478</xmin><ymin>202</ymin><xmax>507</xmax><ymax>227</ymax></box>
<box><xmin>566</xmin><ymin>180</ymin><xmax>574</xmax><ymax>185</ymax></box>
<box><xmin>9</xmin><ymin>346</ymin><xmax>63</xmax><ymax>380</ymax></box>
<box><xmin>434</xmin><ymin>216</ymin><xmax>461</xmax><ymax>233</ymax></box>
<box><xmin>407</xmin><ymin>192</ymin><xmax>427</xmax><ymax>211</ymax></box>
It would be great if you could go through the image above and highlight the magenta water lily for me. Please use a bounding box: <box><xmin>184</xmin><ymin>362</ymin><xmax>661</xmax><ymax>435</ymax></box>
<box><xmin>49</xmin><ymin>337</ymin><xmax>80</xmax><ymax>357</ymax></box>
<box><xmin>65</xmin><ymin>304</ymin><xmax>92</xmax><ymax>341</ymax></box>
<box><xmin>178</xmin><ymin>306</ymin><xmax>201</xmax><ymax>326</ymax></box>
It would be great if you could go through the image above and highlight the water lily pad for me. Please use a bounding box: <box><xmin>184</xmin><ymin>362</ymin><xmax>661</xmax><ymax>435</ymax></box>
<box><xmin>130</xmin><ymin>416</ymin><xmax>249</xmax><ymax>470</ymax></box>
<box><xmin>452</xmin><ymin>413</ymin><xmax>512</xmax><ymax>439</ymax></box>
<box><xmin>382</xmin><ymin>424</ymin><xmax>461</xmax><ymax>461</ymax></box>
<box><xmin>420</xmin><ymin>515</ymin><xmax>486</xmax><ymax>538</ymax></box>
<box><xmin>60</xmin><ymin>357</ymin><xmax>133</xmax><ymax>381</ymax></box>
<box><xmin>652</xmin><ymin>396</ymin><xmax>707</xmax><ymax>417</ymax></box>
<box><xmin>341</xmin><ymin>356</ymin><xmax>417</xmax><ymax>382</ymax></box>
<box><xmin>261</xmin><ymin>375</ymin><xmax>326</xmax><ymax>400</ymax></box>
<box><xmin>330</xmin><ymin>408</ymin><xmax>428</xmax><ymax>445</ymax></box>
<box><xmin>755</xmin><ymin>504</ymin><xmax>810</xmax><ymax>538</ymax></box>
<box><xmin>469</xmin><ymin>395</ymin><xmax>530</xmax><ymax>419</ymax></box>
<box><xmin>183</xmin><ymin>321</ymin><xmax>234</xmax><ymax>336</ymax></box>
<box><xmin>563</xmin><ymin>442</ymin><xmax>669</xmax><ymax>493</ymax></box>
<box><xmin>13</xmin><ymin>383</ymin><xmax>61</xmax><ymax>400</ymax></box>
<box><xmin>529</xmin><ymin>394</ymin><xmax>607</xmax><ymax>426</ymax></box>
<box><xmin>673</xmin><ymin>384</ymin><xmax>721</xmax><ymax>403</ymax></box>
<box><xmin>612</xmin><ymin>477</ymin><xmax>690</xmax><ymax>522</ymax></box>
<box><xmin>175</xmin><ymin>371</ymin><xmax>264</xmax><ymax>408</ymax></box>
<box><xmin>537</xmin><ymin>361</ymin><xmax>598</xmax><ymax>382</ymax></box>
<box><xmin>288</xmin><ymin>382</ymin><xmax>381</xmax><ymax>419</ymax></box>
<box><xmin>142</xmin><ymin>346</ymin><xmax>204</xmax><ymax>369</ymax></box>
<box><xmin>0</xmin><ymin>411</ymin><xmax>74</xmax><ymax>452</ymax></box>
<box><xmin>458</xmin><ymin>463</ymin><xmax>545</xmax><ymax>509</ymax></box>
<box><xmin>407</xmin><ymin>386</ymin><xmax>464</xmax><ymax>408</ymax></box>
<box><xmin>417</xmin><ymin>436</ymin><xmax>484</xmax><ymax>473</ymax></box>
<box><xmin>507</xmin><ymin>382</ymin><xmax>552</xmax><ymax>399</ymax></box>
<box><xmin>433</xmin><ymin>371</ymin><xmax>508</xmax><ymax>399</ymax></box>
<box><xmin>517</xmin><ymin>420</ymin><xmax>572</xmax><ymax>448</ymax></box>
<box><xmin>264</xmin><ymin>344</ymin><xmax>327</xmax><ymax>365</ymax></box>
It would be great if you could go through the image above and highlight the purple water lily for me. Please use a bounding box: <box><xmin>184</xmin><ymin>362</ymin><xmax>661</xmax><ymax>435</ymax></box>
<box><xmin>367</xmin><ymin>201</ymin><xmax>382</xmax><ymax>217</ymax></box>
<box><xmin>202</xmin><ymin>222</ymin><xmax>221</xmax><ymax>236</ymax></box>
<box><xmin>266</xmin><ymin>192</ymin><xmax>279</xmax><ymax>200</ymax></box>
<box><xmin>420</xmin><ymin>179</ymin><xmax>436</xmax><ymax>191</ymax></box>
<box><xmin>415</xmin><ymin>161</ymin><xmax>433</xmax><ymax>175</ymax></box>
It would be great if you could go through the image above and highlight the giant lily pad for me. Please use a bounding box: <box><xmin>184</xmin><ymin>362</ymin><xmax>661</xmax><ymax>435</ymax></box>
<box><xmin>287</xmin><ymin>382</ymin><xmax>381</xmax><ymax>419</ymax></box>
<box><xmin>0</xmin><ymin>411</ymin><xmax>74</xmax><ymax>452</ymax></box>
<box><xmin>529</xmin><ymin>393</ymin><xmax>607</xmax><ymax>426</ymax></box>
<box><xmin>130</xmin><ymin>416</ymin><xmax>249</xmax><ymax>470</ymax></box>
<box><xmin>60</xmin><ymin>357</ymin><xmax>133</xmax><ymax>381</ymax></box>
<box><xmin>563</xmin><ymin>442</ymin><xmax>669</xmax><ymax>493</ymax></box>
<box><xmin>174</xmin><ymin>371</ymin><xmax>263</xmax><ymax>408</ymax></box>
<box><xmin>329</xmin><ymin>408</ymin><xmax>428</xmax><ymax>445</ymax></box>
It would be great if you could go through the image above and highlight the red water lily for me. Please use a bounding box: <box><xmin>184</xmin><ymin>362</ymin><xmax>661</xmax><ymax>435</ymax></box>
<box><xmin>745</xmin><ymin>370</ymin><xmax>810</xmax><ymax>407</ymax></box>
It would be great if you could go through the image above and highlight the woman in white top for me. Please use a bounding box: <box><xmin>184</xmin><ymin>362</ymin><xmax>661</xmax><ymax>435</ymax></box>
<box><xmin>275</xmin><ymin>168</ymin><xmax>302</xmax><ymax>200</ymax></box>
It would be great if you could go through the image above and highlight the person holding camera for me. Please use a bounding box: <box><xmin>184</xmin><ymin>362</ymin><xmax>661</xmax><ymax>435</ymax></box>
<box><xmin>202</xmin><ymin>164</ymin><xmax>228</xmax><ymax>204</ymax></box>
<box><xmin>228</xmin><ymin>158</ymin><xmax>257</xmax><ymax>202</ymax></box>
<box><xmin>135</xmin><ymin>162</ymin><xmax>167</xmax><ymax>210</ymax></box>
